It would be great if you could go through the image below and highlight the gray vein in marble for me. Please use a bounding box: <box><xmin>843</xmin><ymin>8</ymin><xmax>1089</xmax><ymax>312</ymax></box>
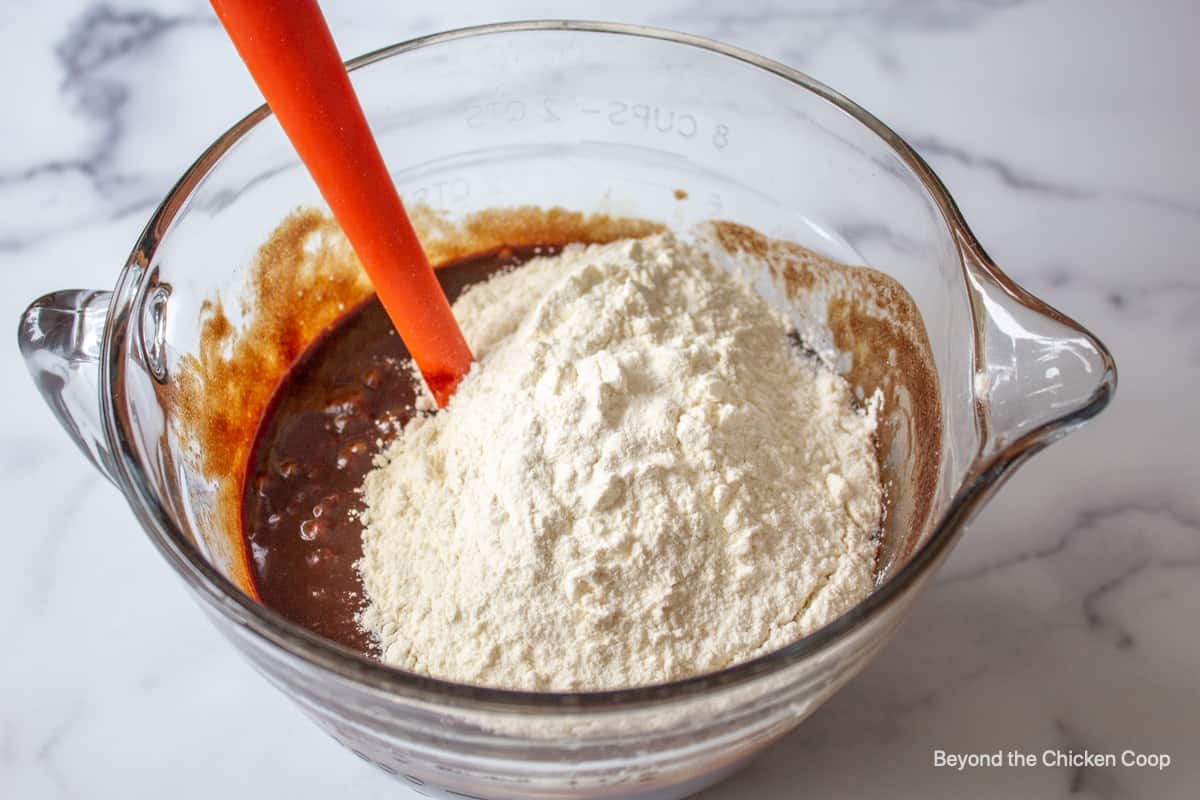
<box><xmin>775</xmin><ymin>28</ymin><xmax>842</xmax><ymax>70</ymax></box>
<box><xmin>657</xmin><ymin>0</ymin><xmax>1029</xmax><ymax>74</ymax></box>
<box><xmin>907</xmin><ymin>133</ymin><xmax>1200</xmax><ymax>220</ymax></box>
<box><xmin>1045</xmin><ymin>272</ymin><xmax>1200</xmax><ymax>299</ymax></box>
<box><xmin>1118</xmin><ymin>190</ymin><xmax>1200</xmax><ymax>221</ymax></box>
<box><xmin>33</xmin><ymin>703</ymin><xmax>83</xmax><ymax>792</ymax></box>
<box><xmin>891</xmin><ymin>662</ymin><xmax>993</xmax><ymax>721</ymax></box>
<box><xmin>938</xmin><ymin>498</ymin><xmax>1200</xmax><ymax>653</ymax></box>
<box><xmin>191</xmin><ymin>161</ymin><xmax>294</xmax><ymax>215</ymax></box>
<box><xmin>658</xmin><ymin>0</ymin><xmax>1027</xmax><ymax>36</ymax></box>
<box><xmin>906</xmin><ymin>133</ymin><xmax>1094</xmax><ymax>199</ymax></box>
<box><xmin>0</xmin><ymin>5</ymin><xmax>216</xmax><ymax>251</ymax></box>
<box><xmin>0</xmin><ymin>196</ymin><xmax>158</xmax><ymax>253</ymax></box>
<box><xmin>1022</xmin><ymin>270</ymin><xmax>1200</xmax><ymax>313</ymax></box>
<box><xmin>1081</xmin><ymin>556</ymin><xmax>1153</xmax><ymax>652</ymax></box>
<box><xmin>1054</xmin><ymin>718</ymin><xmax>1126</xmax><ymax>799</ymax></box>
<box><xmin>1055</xmin><ymin>719</ymin><xmax>1088</xmax><ymax>795</ymax></box>
<box><xmin>1082</xmin><ymin>554</ymin><xmax>1200</xmax><ymax>652</ymax></box>
<box><xmin>9</xmin><ymin>5</ymin><xmax>211</xmax><ymax>187</ymax></box>
<box><xmin>938</xmin><ymin>498</ymin><xmax>1200</xmax><ymax>587</ymax></box>
<box><xmin>837</xmin><ymin>220</ymin><xmax>923</xmax><ymax>255</ymax></box>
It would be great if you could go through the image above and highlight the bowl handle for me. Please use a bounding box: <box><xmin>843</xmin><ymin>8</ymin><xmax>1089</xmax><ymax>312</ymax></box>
<box><xmin>960</xmin><ymin>239</ymin><xmax>1117</xmax><ymax>459</ymax></box>
<box><xmin>18</xmin><ymin>289</ymin><xmax>119</xmax><ymax>485</ymax></box>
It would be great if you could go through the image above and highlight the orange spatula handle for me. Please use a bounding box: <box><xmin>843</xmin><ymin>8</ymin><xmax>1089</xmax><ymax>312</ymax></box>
<box><xmin>211</xmin><ymin>0</ymin><xmax>472</xmax><ymax>406</ymax></box>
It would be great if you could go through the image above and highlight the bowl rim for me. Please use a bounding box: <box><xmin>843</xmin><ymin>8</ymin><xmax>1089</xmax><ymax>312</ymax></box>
<box><xmin>100</xmin><ymin>19</ymin><xmax>1115</xmax><ymax>714</ymax></box>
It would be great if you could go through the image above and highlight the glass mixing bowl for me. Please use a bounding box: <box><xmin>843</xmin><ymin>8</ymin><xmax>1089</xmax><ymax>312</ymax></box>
<box><xmin>18</xmin><ymin>21</ymin><xmax>1114</xmax><ymax>800</ymax></box>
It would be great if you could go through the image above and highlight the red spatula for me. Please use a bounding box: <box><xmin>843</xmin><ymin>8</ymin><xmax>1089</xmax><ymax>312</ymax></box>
<box><xmin>211</xmin><ymin>0</ymin><xmax>473</xmax><ymax>407</ymax></box>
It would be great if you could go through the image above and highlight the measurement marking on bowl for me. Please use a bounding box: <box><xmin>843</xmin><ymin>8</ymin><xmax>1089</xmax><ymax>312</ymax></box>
<box><xmin>464</xmin><ymin>96</ymin><xmax>733</xmax><ymax>152</ymax></box>
<box><xmin>407</xmin><ymin>176</ymin><xmax>472</xmax><ymax>206</ymax></box>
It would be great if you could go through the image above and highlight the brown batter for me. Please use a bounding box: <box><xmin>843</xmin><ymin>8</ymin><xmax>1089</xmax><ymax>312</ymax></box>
<box><xmin>240</xmin><ymin>245</ymin><xmax>558</xmax><ymax>653</ymax></box>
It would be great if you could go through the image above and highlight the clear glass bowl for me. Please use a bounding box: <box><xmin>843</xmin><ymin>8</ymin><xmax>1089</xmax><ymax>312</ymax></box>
<box><xmin>18</xmin><ymin>21</ymin><xmax>1114</xmax><ymax>800</ymax></box>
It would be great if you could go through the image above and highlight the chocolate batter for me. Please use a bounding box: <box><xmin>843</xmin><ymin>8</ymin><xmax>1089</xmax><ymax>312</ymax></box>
<box><xmin>240</xmin><ymin>246</ymin><xmax>558</xmax><ymax>653</ymax></box>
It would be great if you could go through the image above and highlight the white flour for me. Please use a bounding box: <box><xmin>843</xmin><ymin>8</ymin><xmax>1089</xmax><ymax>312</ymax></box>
<box><xmin>357</xmin><ymin>233</ymin><xmax>882</xmax><ymax>691</ymax></box>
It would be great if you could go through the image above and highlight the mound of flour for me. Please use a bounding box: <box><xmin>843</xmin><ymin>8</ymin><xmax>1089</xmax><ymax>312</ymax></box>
<box><xmin>357</xmin><ymin>233</ymin><xmax>881</xmax><ymax>691</ymax></box>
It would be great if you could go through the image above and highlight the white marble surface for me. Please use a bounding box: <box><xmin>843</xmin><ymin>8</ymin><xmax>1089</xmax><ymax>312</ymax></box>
<box><xmin>2</xmin><ymin>1</ymin><xmax>1197</xmax><ymax>798</ymax></box>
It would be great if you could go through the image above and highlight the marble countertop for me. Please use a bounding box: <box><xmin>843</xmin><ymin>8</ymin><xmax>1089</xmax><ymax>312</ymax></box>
<box><xmin>3</xmin><ymin>1</ymin><xmax>1197</xmax><ymax>798</ymax></box>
